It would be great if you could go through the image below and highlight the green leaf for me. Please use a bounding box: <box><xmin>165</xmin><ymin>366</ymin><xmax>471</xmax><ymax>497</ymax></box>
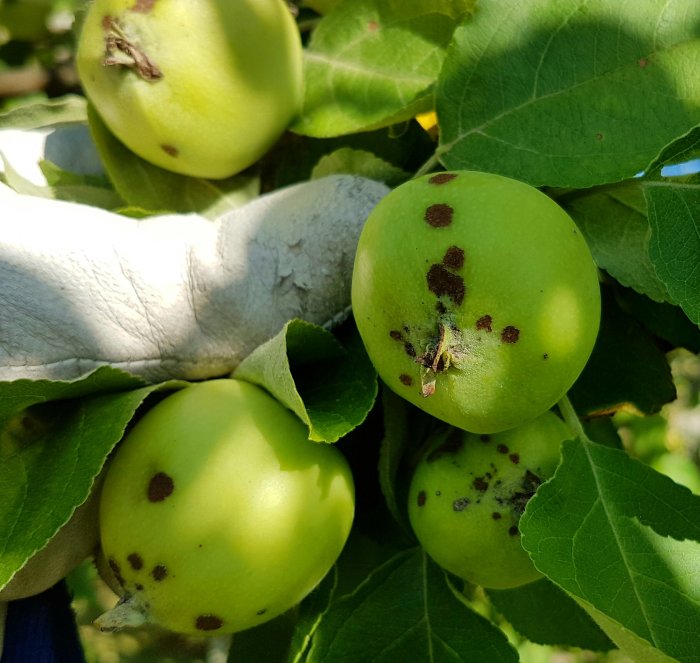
<box><xmin>565</xmin><ymin>185</ymin><xmax>670</xmax><ymax>303</ymax></box>
<box><xmin>520</xmin><ymin>437</ymin><xmax>700</xmax><ymax>663</ymax></box>
<box><xmin>614</xmin><ymin>286</ymin><xmax>700</xmax><ymax>354</ymax></box>
<box><xmin>0</xmin><ymin>95</ymin><xmax>87</xmax><ymax>129</ymax></box>
<box><xmin>234</xmin><ymin>320</ymin><xmax>378</xmax><ymax>443</ymax></box>
<box><xmin>0</xmin><ymin>367</ymin><xmax>185</xmax><ymax>590</ymax></box>
<box><xmin>569</xmin><ymin>289</ymin><xmax>676</xmax><ymax>416</ymax></box>
<box><xmin>644</xmin><ymin>180</ymin><xmax>700</xmax><ymax>325</ymax></box>
<box><xmin>226</xmin><ymin>608</ymin><xmax>298</xmax><ymax>663</ymax></box>
<box><xmin>646</xmin><ymin>125</ymin><xmax>700</xmax><ymax>176</ymax></box>
<box><xmin>378</xmin><ymin>388</ymin><xmax>436</xmax><ymax>533</ymax></box>
<box><xmin>286</xmin><ymin>569</ymin><xmax>339</xmax><ymax>663</ymax></box>
<box><xmin>38</xmin><ymin>159</ymin><xmax>124</xmax><ymax>209</ymax></box>
<box><xmin>268</xmin><ymin>121</ymin><xmax>435</xmax><ymax>190</ymax></box>
<box><xmin>487</xmin><ymin>578</ymin><xmax>614</xmax><ymax>651</ymax></box>
<box><xmin>386</xmin><ymin>0</ymin><xmax>476</xmax><ymax>22</ymax></box>
<box><xmin>306</xmin><ymin>548</ymin><xmax>519</xmax><ymax>662</ymax></box>
<box><xmin>436</xmin><ymin>0</ymin><xmax>700</xmax><ymax>187</ymax></box>
<box><xmin>87</xmin><ymin>104</ymin><xmax>259</xmax><ymax>218</ymax></box>
<box><xmin>293</xmin><ymin>0</ymin><xmax>458</xmax><ymax>137</ymax></box>
<box><xmin>311</xmin><ymin>147</ymin><xmax>408</xmax><ymax>186</ymax></box>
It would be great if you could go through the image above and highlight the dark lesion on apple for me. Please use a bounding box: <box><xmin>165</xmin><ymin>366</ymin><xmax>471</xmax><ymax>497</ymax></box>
<box><xmin>102</xmin><ymin>16</ymin><xmax>163</xmax><ymax>81</ymax></box>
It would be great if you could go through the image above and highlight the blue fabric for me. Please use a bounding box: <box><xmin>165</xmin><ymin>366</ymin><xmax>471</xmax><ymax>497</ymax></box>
<box><xmin>1</xmin><ymin>581</ymin><xmax>85</xmax><ymax>663</ymax></box>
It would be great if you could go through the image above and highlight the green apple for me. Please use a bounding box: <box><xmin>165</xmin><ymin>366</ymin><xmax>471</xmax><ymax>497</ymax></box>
<box><xmin>408</xmin><ymin>411</ymin><xmax>570</xmax><ymax>589</ymax></box>
<box><xmin>76</xmin><ymin>0</ymin><xmax>303</xmax><ymax>179</ymax></box>
<box><xmin>352</xmin><ymin>170</ymin><xmax>601</xmax><ymax>433</ymax></box>
<box><xmin>97</xmin><ymin>379</ymin><xmax>355</xmax><ymax>635</ymax></box>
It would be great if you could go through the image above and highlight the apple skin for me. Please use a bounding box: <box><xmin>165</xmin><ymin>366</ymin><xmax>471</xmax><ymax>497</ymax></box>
<box><xmin>98</xmin><ymin>379</ymin><xmax>355</xmax><ymax>635</ymax></box>
<box><xmin>407</xmin><ymin>411</ymin><xmax>570</xmax><ymax>589</ymax></box>
<box><xmin>76</xmin><ymin>0</ymin><xmax>303</xmax><ymax>179</ymax></box>
<box><xmin>351</xmin><ymin>170</ymin><xmax>601</xmax><ymax>434</ymax></box>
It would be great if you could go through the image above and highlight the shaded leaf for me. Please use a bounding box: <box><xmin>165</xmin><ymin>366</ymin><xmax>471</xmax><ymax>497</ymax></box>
<box><xmin>521</xmin><ymin>437</ymin><xmax>700</xmax><ymax>663</ymax></box>
<box><xmin>569</xmin><ymin>289</ymin><xmax>676</xmax><ymax>416</ymax></box>
<box><xmin>234</xmin><ymin>320</ymin><xmax>378</xmax><ymax>443</ymax></box>
<box><xmin>0</xmin><ymin>95</ymin><xmax>87</xmax><ymax>130</ymax></box>
<box><xmin>615</xmin><ymin>286</ymin><xmax>700</xmax><ymax>354</ymax></box>
<box><xmin>487</xmin><ymin>578</ymin><xmax>614</xmax><ymax>651</ymax></box>
<box><xmin>306</xmin><ymin>548</ymin><xmax>518</xmax><ymax>662</ymax></box>
<box><xmin>87</xmin><ymin>105</ymin><xmax>259</xmax><ymax>218</ymax></box>
<box><xmin>644</xmin><ymin>180</ymin><xmax>700</xmax><ymax>325</ymax></box>
<box><xmin>566</xmin><ymin>185</ymin><xmax>670</xmax><ymax>303</ymax></box>
<box><xmin>311</xmin><ymin>147</ymin><xmax>408</xmax><ymax>186</ymax></box>
<box><xmin>437</xmin><ymin>0</ymin><xmax>700</xmax><ymax>187</ymax></box>
<box><xmin>0</xmin><ymin>367</ymin><xmax>184</xmax><ymax>590</ymax></box>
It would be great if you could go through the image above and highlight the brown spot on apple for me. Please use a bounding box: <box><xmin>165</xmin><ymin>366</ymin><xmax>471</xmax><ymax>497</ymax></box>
<box><xmin>427</xmin><ymin>264</ymin><xmax>465</xmax><ymax>305</ymax></box>
<box><xmin>428</xmin><ymin>173</ymin><xmax>457</xmax><ymax>185</ymax></box>
<box><xmin>425</xmin><ymin>203</ymin><xmax>454</xmax><ymax>227</ymax></box>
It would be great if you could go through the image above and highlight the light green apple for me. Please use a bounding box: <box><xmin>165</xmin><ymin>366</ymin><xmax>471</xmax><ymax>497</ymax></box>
<box><xmin>97</xmin><ymin>379</ymin><xmax>355</xmax><ymax>635</ymax></box>
<box><xmin>76</xmin><ymin>0</ymin><xmax>303</xmax><ymax>179</ymax></box>
<box><xmin>352</xmin><ymin>170</ymin><xmax>601</xmax><ymax>434</ymax></box>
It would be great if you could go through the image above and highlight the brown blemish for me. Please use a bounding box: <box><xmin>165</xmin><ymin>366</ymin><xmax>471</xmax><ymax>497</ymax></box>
<box><xmin>595</xmin><ymin>133</ymin><xmax>604</xmax><ymax>141</ymax></box>
<box><xmin>492</xmin><ymin>512</ymin><xmax>502</xmax><ymax>520</ymax></box>
<box><xmin>196</xmin><ymin>615</ymin><xmax>224</xmax><ymax>631</ymax></box>
<box><xmin>101</xmin><ymin>15</ymin><xmax>114</xmax><ymax>30</ymax></box>
<box><xmin>442</xmin><ymin>246</ymin><xmax>465</xmax><ymax>270</ymax></box>
<box><xmin>473</xmin><ymin>477</ymin><xmax>489</xmax><ymax>492</ymax></box>
<box><xmin>417</xmin><ymin>490</ymin><xmax>427</xmax><ymax>507</ymax></box>
<box><xmin>256</xmin><ymin>608</ymin><xmax>268</xmax><ymax>616</ymax></box>
<box><xmin>480</xmin><ymin>434</ymin><xmax>491</xmax><ymax>443</ymax></box>
<box><xmin>638</xmin><ymin>57</ymin><xmax>649</xmax><ymax>68</ymax></box>
<box><xmin>453</xmin><ymin>497</ymin><xmax>470</xmax><ymax>511</ymax></box>
<box><xmin>135</xmin><ymin>583</ymin><xmax>144</xmax><ymax>591</ymax></box>
<box><xmin>509</xmin><ymin>453</ymin><xmax>520</xmax><ymax>465</ymax></box>
<box><xmin>147</xmin><ymin>472</ymin><xmax>174</xmax><ymax>502</ymax></box>
<box><xmin>367</xmin><ymin>20</ymin><xmax>379</xmax><ymax>32</ymax></box>
<box><xmin>426</xmin><ymin>264</ymin><xmax>465</xmax><ymax>305</ymax></box>
<box><xmin>509</xmin><ymin>470</ymin><xmax>543</xmax><ymax>515</ymax></box>
<box><xmin>389</xmin><ymin>330</ymin><xmax>403</xmax><ymax>341</ymax></box>
<box><xmin>151</xmin><ymin>565</ymin><xmax>168</xmax><ymax>581</ymax></box>
<box><xmin>476</xmin><ymin>315</ymin><xmax>493</xmax><ymax>332</ymax></box>
<box><xmin>131</xmin><ymin>0</ymin><xmax>156</xmax><ymax>11</ymax></box>
<box><xmin>127</xmin><ymin>553</ymin><xmax>144</xmax><ymax>570</ymax></box>
<box><xmin>429</xmin><ymin>173</ymin><xmax>457</xmax><ymax>185</ymax></box>
<box><xmin>435</xmin><ymin>301</ymin><xmax>447</xmax><ymax>315</ymax></box>
<box><xmin>161</xmin><ymin>144</ymin><xmax>179</xmax><ymax>157</ymax></box>
<box><xmin>501</xmin><ymin>326</ymin><xmax>520</xmax><ymax>344</ymax></box>
<box><xmin>399</xmin><ymin>374</ymin><xmax>413</xmax><ymax>386</ymax></box>
<box><xmin>404</xmin><ymin>342</ymin><xmax>416</xmax><ymax>357</ymax></box>
<box><xmin>543</xmin><ymin>353</ymin><xmax>549</xmax><ymax>360</ymax></box>
<box><xmin>497</xmin><ymin>444</ymin><xmax>509</xmax><ymax>454</ymax></box>
<box><xmin>108</xmin><ymin>558</ymin><xmax>125</xmax><ymax>587</ymax></box>
<box><xmin>425</xmin><ymin>203</ymin><xmax>454</xmax><ymax>227</ymax></box>
<box><xmin>508</xmin><ymin>525</ymin><xmax>519</xmax><ymax>536</ymax></box>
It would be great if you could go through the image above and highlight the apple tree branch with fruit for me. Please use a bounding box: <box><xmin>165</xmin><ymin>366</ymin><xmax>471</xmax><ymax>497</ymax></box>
<box><xmin>0</xmin><ymin>1</ymin><xmax>699</xmax><ymax>662</ymax></box>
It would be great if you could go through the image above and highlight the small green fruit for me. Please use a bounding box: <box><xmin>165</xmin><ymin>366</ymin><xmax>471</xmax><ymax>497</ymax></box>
<box><xmin>76</xmin><ymin>0</ymin><xmax>303</xmax><ymax>179</ymax></box>
<box><xmin>351</xmin><ymin>170</ymin><xmax>601</xmax><ymax>433</ymax></box>
<box><xmin>97</xmin><ymin>379</ymin><xmax>354</xmax><ymax>635</ymax></box>
<box><xmin>408</xmin><ymin>411</ymin><xmax>570</xmax><ymax>589</ymax></box>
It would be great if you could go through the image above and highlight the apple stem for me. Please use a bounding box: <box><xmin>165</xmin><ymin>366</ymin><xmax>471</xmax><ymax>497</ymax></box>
<box><xmin>557</xmin><ymin>394</ymin><xmax>593</xmax><ymax>444</ymax></box>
